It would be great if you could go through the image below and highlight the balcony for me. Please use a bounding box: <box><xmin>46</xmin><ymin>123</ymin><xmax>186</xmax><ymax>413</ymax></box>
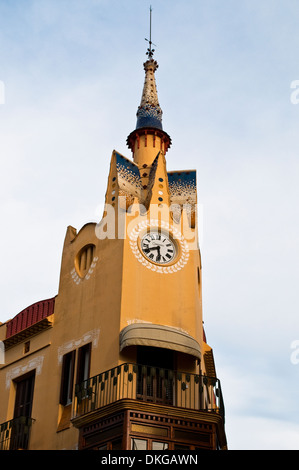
<box><xmin>73</xmin><ymin>363</ymin><xmax>225</xmax><ymax>422</ymax></box>
<box><xmin>0</xmin><ymin>416</ymin><xmax>35</xmax><ymax>450</ymax></box>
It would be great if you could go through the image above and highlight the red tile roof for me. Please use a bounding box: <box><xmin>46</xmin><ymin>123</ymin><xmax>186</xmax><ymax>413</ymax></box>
<box><xmin>6</xmin><ymin>297</ymin><xmax>56</xmax><ymax>339</ymax></box>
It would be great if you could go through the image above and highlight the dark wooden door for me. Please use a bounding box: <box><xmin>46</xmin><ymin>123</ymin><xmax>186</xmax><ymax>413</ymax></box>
<box><xmin>137</xmin><ymin>347</ymin><xmax>174</xmax><ymax>405</ymax></box>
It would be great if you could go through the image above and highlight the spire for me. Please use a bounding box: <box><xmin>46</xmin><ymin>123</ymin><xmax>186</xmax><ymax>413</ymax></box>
<box><xmin>136</xmin><ymin>6</ymin><xmax>162</xmax><ymax>131</ymax></box>
<box><xmin>126</xmin><ymin>7</ymin><xmax>171</xmax><ymax>163</ymax></box>
<box><xmin>136</xmin><ymin>58</ymin><xmax>163</xmax><ymax>130</ymax></box>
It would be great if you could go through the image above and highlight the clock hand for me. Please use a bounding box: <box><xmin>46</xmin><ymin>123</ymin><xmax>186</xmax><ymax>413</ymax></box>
<box><xmin>143</xmin><ymin>246</ymin><xmax>159</xmax><ymax>253</ymax></box>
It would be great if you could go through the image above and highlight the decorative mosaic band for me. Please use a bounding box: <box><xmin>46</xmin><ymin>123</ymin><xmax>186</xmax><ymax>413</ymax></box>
<box><xmin>136</xmin><ymin>104</ymin><xmax>163</xmax><ymax>130</ymax></box>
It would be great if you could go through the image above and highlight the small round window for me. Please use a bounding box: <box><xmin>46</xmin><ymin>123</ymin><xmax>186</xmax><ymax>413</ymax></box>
<box><xmin>75</xmin><ymin>244</ymin><xmax>95</xmax><ymax>278</ymax></box>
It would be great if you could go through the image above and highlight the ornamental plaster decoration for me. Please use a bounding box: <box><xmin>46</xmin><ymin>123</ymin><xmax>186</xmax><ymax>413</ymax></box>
<box><xmin>57</xmin><ymin>329</ymin><xmax>100</xmax><ymax>364</ymax></box>
<box><xmin>129</xmin><ymin>219</ymin><xmax>189</xmax><ymax>274</ymax></box>
<box><xmin>6</xmin><ymin>356</ymin><xmax>44</xmax><ymax>389</ymax></box>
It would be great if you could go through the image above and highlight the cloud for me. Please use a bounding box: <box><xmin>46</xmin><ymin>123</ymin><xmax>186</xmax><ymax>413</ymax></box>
<box><xmin>226</xmin><ymin>415</ymin><xmax>299</xmax><ymax>450</ymax></box>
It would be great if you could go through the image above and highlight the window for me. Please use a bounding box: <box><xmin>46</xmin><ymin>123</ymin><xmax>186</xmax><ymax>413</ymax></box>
<box><xmin>14</xmin><ymin>372</ymin><xmax>35</xmax><ymax>419</ymax></box>
<box><xmin>77</xmin><ymin>343</ymin><xmax>91</xmax><ymax>384</ymax></box>
<box><xmin>98</xmin><ymin>439</ymin><xmax>122</xmax><ymax>450</ymax></box>
<box><xmin>12</xmin><ymin>372</ymin><xmax>35</xmax><ymax>449</ymax></box>
<box><xmin>98</xmin><ymin>444</ymin><xmax>108</xmax><ymax>450</ymax></box>
<box><xmin>60</xmin><ymin>350</ymin><xmax>75</xmax><ymax>406</ymax></box>
<box><xmin>75</xmin><ymin>244</ymin><xmax>95</xmax><ymax>278</ymax></box>
<box><xmin>152</xmin><ymin>441</ymin><xmax>169</xmax><ymax>450</ymax></box>
<box><xmin>131</xmin><ymin>438</ymin><xmax>148</xmax><ymax>450</ymax></box>
<box><xmin>60</xmin><ymin>343</ymin><xmax>91</xmax><ymax>406</ymax></box>
<box><xmin>174</xmin><ymin>444</ymin><xmax>191</xmax><ymax>450</ymax></box>
<box><xmin>131</xmin><ymin>438</ymin><xmax>168</xmax><ymax>451</ymax></box>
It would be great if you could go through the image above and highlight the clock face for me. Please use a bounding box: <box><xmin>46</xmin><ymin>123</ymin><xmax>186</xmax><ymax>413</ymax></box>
<box><xmin>140</xmin><ymin>231</ymin><xmax>176</xmax><ymax>265</ymax></box>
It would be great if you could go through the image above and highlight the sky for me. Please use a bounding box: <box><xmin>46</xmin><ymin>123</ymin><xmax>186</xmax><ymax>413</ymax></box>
<box><xmin>0</xmin><ymin>0</ymin><xmax>299</xmax><ymax>450</ymax></box>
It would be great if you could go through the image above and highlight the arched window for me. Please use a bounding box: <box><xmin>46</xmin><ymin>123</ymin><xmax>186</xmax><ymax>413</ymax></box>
<box><xmin>75</xmin><ymin>244</ymin><xmax>95</xmax><ymax>278</ymax></box>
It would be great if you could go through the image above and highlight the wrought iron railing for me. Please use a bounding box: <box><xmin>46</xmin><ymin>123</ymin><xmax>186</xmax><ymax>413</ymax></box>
<box><xmin>74</xmin><ymin>363</ymin><xmax>225</xmax><ymax>421</ymax></box>
<box><xmin>0</xmin><ymin>416</ymin><xmax>35</xmax><ymax>450</ymax></box>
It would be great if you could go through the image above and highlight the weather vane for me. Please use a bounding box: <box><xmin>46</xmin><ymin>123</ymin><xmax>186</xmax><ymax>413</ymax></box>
<box><xmin>145</xmin><ymin>6</ymin><xmax>156</xmax><ymax>58</ymax></box>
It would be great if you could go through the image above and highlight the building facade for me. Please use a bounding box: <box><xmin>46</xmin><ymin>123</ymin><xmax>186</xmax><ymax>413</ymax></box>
<box><xmin>0</xmin><ymin>41</ymin><xmax>227</xmax><ymax>451</ymax></box>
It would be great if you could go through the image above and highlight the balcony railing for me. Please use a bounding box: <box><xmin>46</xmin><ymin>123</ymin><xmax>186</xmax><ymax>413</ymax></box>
<box><xmin>0</xmin><ymin>416</ymin><xmax>35</xmax><ymax>450</ymax></box>
<box><xmin>74</xmin><ymin>363</ymin><xmax>225</xmax><ymax>421</ymax></box>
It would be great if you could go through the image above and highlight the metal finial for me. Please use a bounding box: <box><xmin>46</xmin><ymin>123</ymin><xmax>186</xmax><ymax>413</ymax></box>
<box><xmin>145</xmin><ymin>6</ymin><xmax>156</xmax><ymax>58</ymax></box>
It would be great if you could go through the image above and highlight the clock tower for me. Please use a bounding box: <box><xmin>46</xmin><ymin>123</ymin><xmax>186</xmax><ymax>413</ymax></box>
<box><xmin>70</xmin><ymin>34</ymin><xmax>227</xmax><ymax>450</ymax></box>
<box><xmin>0</xmin><ymin>14</ymin><xmax>227</xmax><ymax>451</ymax></box>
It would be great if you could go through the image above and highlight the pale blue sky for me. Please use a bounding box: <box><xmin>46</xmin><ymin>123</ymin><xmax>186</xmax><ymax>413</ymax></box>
<box><xmin>1</xmin><ymin>0</ymin><xmax>299</xmax><ymax>450</ymax></box>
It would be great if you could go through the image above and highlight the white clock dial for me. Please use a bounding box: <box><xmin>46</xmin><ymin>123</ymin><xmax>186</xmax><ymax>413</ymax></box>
<box><xmin>140</xmin><ymin>231</ymin><xmax>176</xmax><ymax>264</ymax></box>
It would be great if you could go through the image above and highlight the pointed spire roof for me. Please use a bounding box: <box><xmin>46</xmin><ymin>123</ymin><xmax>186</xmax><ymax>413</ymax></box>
<box><xmin>136</xmin><ymin>58</ymin><xmax>163</xmax><ymax>131</ymax></box>
<box><xmin>135</xmin><ymin>6</ymin><xmax>163</xmax><ymax>131</ymax></box>
<box><xmin>127</xmin><ymin>8</ymin><xmax>171</xmax><ymax>156</ymax></box>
